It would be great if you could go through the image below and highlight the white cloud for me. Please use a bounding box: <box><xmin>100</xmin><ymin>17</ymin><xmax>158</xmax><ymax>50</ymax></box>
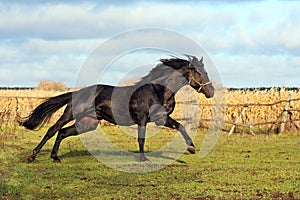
<box><xmin>213</xmin><ymin>53</ymin><xmax>300</xmax><ymax>87</ymax></box>
<box><xmin>0</xmin><ymin>1</ymin><xmax>299</xmax><ymax>87</ymax></box>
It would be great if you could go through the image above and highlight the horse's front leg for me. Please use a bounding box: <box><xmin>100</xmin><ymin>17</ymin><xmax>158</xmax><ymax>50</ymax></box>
<box><xmin>138</xmin><ymin>125</ymin><xmax>149</xmax><ymax>162</ymax></box>
<box><xmin>164</xmin><ymin>116</ymin><xmax>195</xmax><ymax>154</ymax></box>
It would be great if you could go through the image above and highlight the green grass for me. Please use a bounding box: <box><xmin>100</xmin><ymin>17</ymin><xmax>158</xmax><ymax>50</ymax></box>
<box><xmin>1</xmin><ymin>125</ymin><xmax>299</xmax><ymax>199</ymax></box>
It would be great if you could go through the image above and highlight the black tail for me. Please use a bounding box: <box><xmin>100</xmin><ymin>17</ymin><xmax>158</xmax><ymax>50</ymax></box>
<box><xmin>18</xmin><ymin>92</ymin><xmax>72</xmax><ymax>130</ymax></box>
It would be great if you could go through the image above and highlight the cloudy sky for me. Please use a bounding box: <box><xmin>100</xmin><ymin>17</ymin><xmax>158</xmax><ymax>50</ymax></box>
<box><xmin>0</xmin><ymin>0</ymin><xmax>299</xmax><ymax>88</ymax></box>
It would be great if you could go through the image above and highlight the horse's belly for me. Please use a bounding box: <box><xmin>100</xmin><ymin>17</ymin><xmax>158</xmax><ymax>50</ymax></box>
<box><xmin>100</xmin><ymin>108</ymin><xmax>136</xmax><ymax>126</ymax></box>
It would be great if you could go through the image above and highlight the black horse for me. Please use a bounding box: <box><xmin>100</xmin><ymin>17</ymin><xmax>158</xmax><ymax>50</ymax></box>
<box><xmin>19</xmin><ymin>55</ymin><xmax>214</xmax><ymax>163</ymax></box>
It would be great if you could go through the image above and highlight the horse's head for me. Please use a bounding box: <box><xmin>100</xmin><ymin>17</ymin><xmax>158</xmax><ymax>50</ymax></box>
<box><xmin>185</xmin><ymin>55</ymin><xmax>214</xmax><ymax>98</ymax></box>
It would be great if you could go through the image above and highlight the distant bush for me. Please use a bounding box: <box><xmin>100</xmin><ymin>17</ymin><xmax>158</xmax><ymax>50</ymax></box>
<box><xmin>36</xmin><ymin>80</ymin><xmax>67</xmax><ymax>91</ymax></box>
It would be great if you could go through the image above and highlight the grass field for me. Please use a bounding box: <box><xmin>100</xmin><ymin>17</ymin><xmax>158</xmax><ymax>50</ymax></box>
<box><xmin>1</xmin><ymin>125</ymin><xmax>299</xmax><ymax>199</ymax></box>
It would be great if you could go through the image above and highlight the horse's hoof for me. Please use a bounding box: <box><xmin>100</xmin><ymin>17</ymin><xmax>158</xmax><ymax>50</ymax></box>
<box><xmin>142</xmin><ymin>159</ymin><xmax>151</xmax><ymax>163</ymax></box>
<box><xmin>140</xmin><ymin>158</ymin><xmax>150</xmax><ymax>162</ymax></box>
<box><xmin>51</xmin><ymin>156</ymin><xmax>61</xmax><ymax>163</ymax></box>
<box><xmin>53</xmin><ymin>159</ymin><xmax>61</xmax><ymax>163</ymax></box>
<box><xmin>187</xmin><ymin>146</ymin><xmax>196</xmax><ymax>154</ymax></box>
<box><xmin>26</xmin><ymin>155</ymin><xmax>35</xmax><ymax>163</ymax></box>
<box><xmin>140</xmin><ymin>156</ymin><xmax>150</xmax><ymax>162</ymax></box>
<box><xmin>51</xmin><ymin>154</ymin><xmax>61</xmax><ymax>163</ymax></box>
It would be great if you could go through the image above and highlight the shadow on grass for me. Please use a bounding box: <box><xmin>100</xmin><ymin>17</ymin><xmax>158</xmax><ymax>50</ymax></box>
<box><xmin>18</xmin><ymin>147</ymin><xmax>188</xmax><ymax>166</ymax></box>
<box><xmin>89</xmin><ymin>149</ymin><xmax>188</xmax><ymax>163</ymax></box>
<box><xmin>60</xmin><ymin>149</ymin><xmax>92</xmax><ymax>159</ymax></box>
<box><xmin>59</xmin><ymin>149</ymin><xmax>188</xmax><ymax>167</ymax></box>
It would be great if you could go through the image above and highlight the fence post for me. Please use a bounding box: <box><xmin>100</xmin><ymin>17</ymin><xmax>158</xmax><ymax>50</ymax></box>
<box><xmin>249</xmin><ymin>125</ymin><xmax>255</xmax><ymax>135</ymax></box>
<box><xmin>279</xmin><ymin>94</ymin><xmax>292</xmax><ymax>134</ymax></box>
<box><xmin>229</xmin><ymin>105</ymin><xmax>248</xmax><ymax>135</ymax></box>
<box><xmin>15</xmin><ymin>97</ymin><xmax>19</xmax><ymax>122</ymax></box>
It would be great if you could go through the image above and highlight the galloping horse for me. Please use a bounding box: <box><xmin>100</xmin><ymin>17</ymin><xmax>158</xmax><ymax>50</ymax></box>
<box><xmin>19</xmin><ymin>55</ymin><xmax>214</xmax><ymax>162</ymax></box>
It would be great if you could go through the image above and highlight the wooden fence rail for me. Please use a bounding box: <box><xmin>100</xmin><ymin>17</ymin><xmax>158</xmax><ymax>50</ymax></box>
<box><xmin>179</xmin><ymin>96</ymin><xmax>300</xmax><ymax>135</ymax></box>
<box><xmin>0</xmin><ymin>95</ymin><xmax>300</xmax><ymax>134</ymax></box>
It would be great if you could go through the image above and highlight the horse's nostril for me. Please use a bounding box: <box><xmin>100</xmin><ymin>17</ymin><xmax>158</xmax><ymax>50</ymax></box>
<box><xmin>210</xmin><ymin>90</ymin><xmax>214</xmax><ymax>97</ymax></box>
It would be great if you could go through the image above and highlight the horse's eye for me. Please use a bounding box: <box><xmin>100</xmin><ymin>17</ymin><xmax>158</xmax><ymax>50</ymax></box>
<box><xmin>188</xmin><ymin>64</ymin><xmax>196</xmax><ymax>69</ymax></box>
<box><xmin>195</xmin><ymin>68</ymin><xmax>203</xmax><ymax>76</ymax></box>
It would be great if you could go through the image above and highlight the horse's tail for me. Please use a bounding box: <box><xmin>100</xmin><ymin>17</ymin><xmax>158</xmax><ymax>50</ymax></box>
<box><xmin>18</xmin><ymin>92</ymin><xmax>72</xmax><ymax>130</ymax></box>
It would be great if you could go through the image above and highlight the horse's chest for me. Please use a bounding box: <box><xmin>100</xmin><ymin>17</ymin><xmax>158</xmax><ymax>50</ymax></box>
<box><xmin>163</xmin><ymin>97</ymin><xmax>176</xmax><ymax>114</ymax></box>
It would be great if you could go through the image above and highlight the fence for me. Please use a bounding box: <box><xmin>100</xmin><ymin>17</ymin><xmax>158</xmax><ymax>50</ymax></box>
<box><xmin>0</xmin><ymin>96</ymin><xmax>64</xmax><ymax>128</ymax></box>
<box><xmin>1</xmin><ymin>94</ymin><xmax>300</xmax><ymax>134</ymax></box>
<box><xmin>177</xmin><ymin>95</ymin><xmax>300</xmax><ymax>135</ymax></box>
<box><xmin>227</xmin><ymin>96</ymin><xmax>300</xmax><ymax>134</ymax></box>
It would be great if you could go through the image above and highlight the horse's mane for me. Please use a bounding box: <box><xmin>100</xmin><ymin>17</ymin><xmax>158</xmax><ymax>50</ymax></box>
<box><xmin>135</xmin><ymin>58</ymin><xmax>189</xmax><ymax>86</ymax></box>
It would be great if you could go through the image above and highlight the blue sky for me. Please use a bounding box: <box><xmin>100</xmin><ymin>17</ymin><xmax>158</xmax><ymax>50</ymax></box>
<box><xmin>0</xmin><ymin>0</ymin><xmax>299</xmax><ymax>88</ymax></box>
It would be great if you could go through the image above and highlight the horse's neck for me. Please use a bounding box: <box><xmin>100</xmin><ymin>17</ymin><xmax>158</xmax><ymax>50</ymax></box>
<box><xmin>158</xmin><ymin>80</ymin><xmax>187</xmax><ymax>102</ymax></box>
<box><xmin>136</xmin><ymin>69</ymin><xmax>188</xmax><ymax>98</ymax></box>
<box><xmin>164</xmin><ymin>77</ymin><xmax>187</xmax><ymax>94</ymax></box>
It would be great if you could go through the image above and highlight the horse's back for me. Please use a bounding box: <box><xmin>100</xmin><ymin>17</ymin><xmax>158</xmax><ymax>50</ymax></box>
<box><xmin>71</xmin><ymin>84</ymin><xmax>114</xmax><ymax>117</ymax></box>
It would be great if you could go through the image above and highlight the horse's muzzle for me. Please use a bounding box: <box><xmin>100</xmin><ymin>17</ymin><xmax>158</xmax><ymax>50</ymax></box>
<box><xmin>204</xmin><ymin>87</ymin><xmax>214</xmax><ymax>98</ymax></box>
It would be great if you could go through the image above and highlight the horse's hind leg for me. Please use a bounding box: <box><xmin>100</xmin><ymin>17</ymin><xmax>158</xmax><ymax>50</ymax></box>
<box><xmin>27</xmin><ymin>106</ymin><xmax>73</xmax><ymax>163</ymax></box>
<box><xmin>50</xmin><ymin>116</ymin><xmax>99</xmax><ymax>162</ymax></box>
<box><xmin>50</xmin><ymin>125</ymin><xmax>78</xmax><ymax>162</ymax></box>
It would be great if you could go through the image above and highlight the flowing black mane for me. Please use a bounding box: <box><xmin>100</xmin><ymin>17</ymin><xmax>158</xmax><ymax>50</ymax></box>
<box><xmin>136</xmin><ymin>58</ymin><xmax>189</xmax><ymax>86</ymax></box>
<box><xmin>160</xmin><ymin>58</ymin><xmax>189</xmax><ymax>68</ymax></box>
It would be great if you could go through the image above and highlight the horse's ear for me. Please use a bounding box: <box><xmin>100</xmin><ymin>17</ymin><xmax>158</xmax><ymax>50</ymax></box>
<box><xmin>199</xmin><ymin>56</ymin><xmax>203</xmax><ymax>63</ymax></box>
